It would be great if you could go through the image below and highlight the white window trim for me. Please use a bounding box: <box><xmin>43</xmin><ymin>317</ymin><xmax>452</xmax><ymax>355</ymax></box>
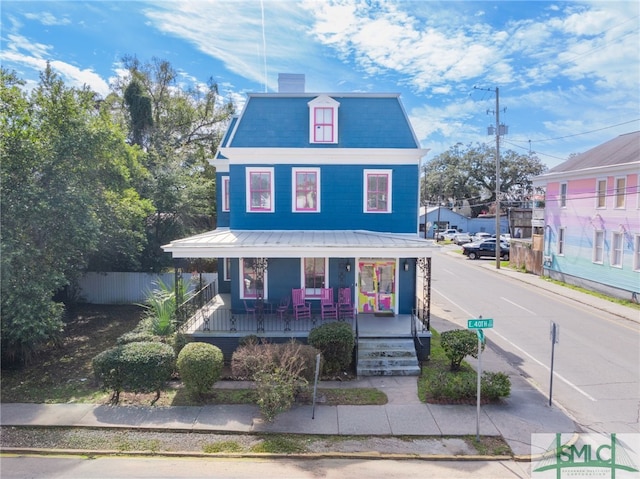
<box><xmin>239</xmin><ymin>258</ymin><xmax>268</xmax><ymax>300</ymax></box>
<box><xmin>614</xmin><ymin>176</ymin><xmax>626</xmax><ymax>209</ymax></box>
<box><xmin>633</xmin><ymin>234</ymin><xmax>640</xmax><ymax>272</ymax></box>
<box><xmin>301</xmin><ymin>257</ymin><xmax>328</xmax><ymax>298</ymax></box>
<box><xmin>245</xmin><ymin>167</ymin><xmax>274</xmax><ymax>213</ymax></box>
<box><xmin>595</xmin><ymin>178</ymin><xmax>607</xmax><ymax>209</ymax></box>
<box><xmin>221</xmin><ymin>176</ymin><xmax>230</xmax><ymax>212</ymax></box>
<box><xmin>292</xmin><ymin>167</ymin><xmax>321</xmax><ymax>213</ymax></box>
<box><xmin>560</xmin><ymin>182</ymin><xmax>567</xmax><ymax>208</ymax></box>
<box><xmin>557</xmin><ymin>227</ymin><xmax>565</xmax><ymax>256</ymax></box>
<box><xmin>308</xmin><ymin>95</ymin><xmax>340</xmax><ymax>144</ymax></box>
<box><xmin>611</xmin><ymin>232</ymin><xmax>624</xmax><ymax>268</ymax></box>
<box><xmin>363</xmin><ymin>168</ymin><xmax>393</xmax><ymax>213</ymax></box>
<box><xmin>593</xmin><ymin>230</ymin><xmax>604</xmax><ymax>264</ymax></box>
<box><xmin>223</xmin><ymin>258</ymin><xmax>231</xmax><ymax>282</ymax></box>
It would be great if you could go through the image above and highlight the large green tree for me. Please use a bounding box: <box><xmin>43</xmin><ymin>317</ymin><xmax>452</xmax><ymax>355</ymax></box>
<box><xmin>112</xmin><ymin>56</ymin><xmax>235</xmax><ymax>271</ymax></box>
<box><xmin>0</xmin><ymin>66</ymin><xmax>152</xmax><ymax>362</ymax></box>
<box><xmin>421</xmin><ymin>142</ymin><xmax>547</xmax><ymax>217</ymax></box>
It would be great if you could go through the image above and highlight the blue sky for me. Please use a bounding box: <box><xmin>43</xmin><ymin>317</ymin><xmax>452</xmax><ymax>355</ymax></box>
<box><xmin>1</xmin><ymin>0</ymin><xmax>638</xmax><ymax>168</ymax></box>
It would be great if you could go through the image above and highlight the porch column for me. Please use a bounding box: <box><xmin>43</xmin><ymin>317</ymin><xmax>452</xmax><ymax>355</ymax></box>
<box><xmin>173</xmin><ymin>258</ymin><xmax>187</xmax><ymax>324</ymax></box>
<box><xmin>417</xmin><ymin>257</ymin><xmax>431</xmax><ymax>331</ymax></box>
<box><xmin>252</xmin><ymin>258</ymin><xmax>268</xmax><ymax>332</ymax></box>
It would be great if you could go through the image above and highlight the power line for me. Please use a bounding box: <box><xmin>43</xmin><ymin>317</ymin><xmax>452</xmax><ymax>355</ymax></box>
<box><xmin>509</xmin><ymin>119</ymin><xmax>640</xmax><ymax>144</ymax></box>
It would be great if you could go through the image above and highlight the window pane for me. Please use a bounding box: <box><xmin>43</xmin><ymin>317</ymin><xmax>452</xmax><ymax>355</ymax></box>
<box><xmin>367</xmin><ymin>174</ymin><xmax>388</xmax><ymax>211</ymax></box>
<box><xmin>596</xmin><ymin>180</ymin><xmax>606</xmax><ymax>208</ymax></box>
<box><xmin>304</xmin><ymin>258</ymin><xmax>325</xmax><ymax>296</ymax></box>
<box><xmin>243</xmin><ymin>258</ymin><xmax>257</xmax><ymax>297</ymax></box>
<box><xmin>612</xmin><ymin>233</ymin><xmax>623</xmax><ymax>267</ymax></box>
<box><xmin>296</xmin><ymin>171</ymin><xmax>317</xmax><ymax>210</ymax></box>
<box><xmin>615</xmin><ymin>178</ymin><xmax>626</xmax><ymax>208</ymax></box>
<box><xmin>594</xmin><ymin>231</ymin><xmax>604</xmax><ymax>263</ymax></box>
<box><xmin>558</xmin><ymin>228</ymin><xmax>565</xmax><ymax>255</ymax></box>
<box><xmin>250</xmin><ymin>172</ymin><xmax>271</xmax><ymax>210</ymax></box>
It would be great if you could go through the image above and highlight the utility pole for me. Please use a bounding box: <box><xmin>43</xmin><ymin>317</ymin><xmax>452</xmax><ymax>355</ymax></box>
<box><xmin>494</xmin><ymin>87</ymin><xmax>501</xmax><ymax>270</ymax></box>
<box><xmin>474</xmin><ymin>86</ymin><xmax>508</xmax><ymax>270</ymax></box>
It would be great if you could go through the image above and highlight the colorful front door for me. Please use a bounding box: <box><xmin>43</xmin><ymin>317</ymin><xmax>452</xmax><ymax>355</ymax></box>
<box><xmin>358</xmin><ymin>259</ymin><xmax>396</xmax><ymax>313</ymax></box>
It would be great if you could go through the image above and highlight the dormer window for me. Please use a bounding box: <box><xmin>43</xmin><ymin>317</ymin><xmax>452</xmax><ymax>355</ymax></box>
<box><xmin>308</xmin><ymin>95</ymin><xmax>339</xmax><ymax>144</ymax></box>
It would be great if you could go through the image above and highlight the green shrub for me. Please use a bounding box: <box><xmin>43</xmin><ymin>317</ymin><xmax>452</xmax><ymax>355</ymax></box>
<box><xmin>308</xmin><ymin>321</ymin><xmax>354</xmax><ymax>374</ymax></box>
<box><xmin>440</xmin><ymin>329</ymin><xmax>484</xmax><ymax>371</ymax></box>
<box><xmin>116</xmin><ymin>331</ymin><xmax>159</xmax><ymax>345</ymax></box>
<box><xmin>427</xmin><ymin>370</ymin><xmax>511</xmax><ymax>402</ymax></box>
<box><xmin>254</xmin><ymin>369</ymin><xmax>308</xmax><ymax>422</ymax></box>
<box><xmin>177</xmin><ymin>342</ymin><xmax>224</xmax><ymax>399</ymax></box>
<box><xmin>92</xmin><ymin>341</ymin><xmax>175</xmax><ymax>404</ymax></box>
<box><xmin>482</xmin><ymin>371</ymin><xmax>511</xmax><ymax>400</ymax></box>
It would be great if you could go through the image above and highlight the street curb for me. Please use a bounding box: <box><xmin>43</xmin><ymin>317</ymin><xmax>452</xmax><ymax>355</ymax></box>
<box><xmin>0</xmin><ymin>447</ymin><xmax>514</xmax><ymax>462</ymax></box>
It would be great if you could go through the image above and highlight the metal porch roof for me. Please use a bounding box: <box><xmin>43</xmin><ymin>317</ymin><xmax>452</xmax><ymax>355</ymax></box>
<box><xmin>162</xmin><ymin>228</ymin><xmax>435</xmax><ymax>258</ymax></box>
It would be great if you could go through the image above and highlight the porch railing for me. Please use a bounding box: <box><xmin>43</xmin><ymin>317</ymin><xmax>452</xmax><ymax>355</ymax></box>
<box><xmin>176</xmin><ymin>280</ymin><xmax>217</xmax><ymax>330</ymax></box>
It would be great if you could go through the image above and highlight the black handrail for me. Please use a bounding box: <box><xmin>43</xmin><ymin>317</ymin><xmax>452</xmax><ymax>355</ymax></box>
<box><xmin>176</xmin><ymin>281</ymin><xmax>217</xmax><ymax>328</ymax></box>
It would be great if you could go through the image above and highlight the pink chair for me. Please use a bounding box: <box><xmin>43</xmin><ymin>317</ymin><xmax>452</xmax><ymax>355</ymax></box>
<box><xmin>291</xmin><ymin>288</ymin><xmax>311</xmax><ymax>320</ymax></box>
<box><xmin>338</xmin><ymin>287</ymin><xmax>356</xmax><ymax>320</ymax></box>
<box><xmin>320</xmin><ymin>288</ymin><xmax>338</xmax><ymax>320</ymax></box>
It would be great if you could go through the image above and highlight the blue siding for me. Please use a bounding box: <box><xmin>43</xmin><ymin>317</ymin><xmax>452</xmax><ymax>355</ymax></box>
<box><xmin>228</xmin><ymin>257</ymin><xmax>358</xmax><ymax>313</ymax></box>
<box><xmin>231</xmin><ymin>96</ymin><xmax>418</xmax><ymax>149</ymax></box>
<box><xmin>229</xmin><ymin>164</ymin><xmax>418</xmax><ymax>232</ymax></box>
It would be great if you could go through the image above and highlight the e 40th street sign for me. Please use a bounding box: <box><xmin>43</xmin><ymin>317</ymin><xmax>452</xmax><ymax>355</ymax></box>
<box><xmin>468</xmin><ymin>318</ymin><xmax>494</xmax><ymax>329</ymax></box>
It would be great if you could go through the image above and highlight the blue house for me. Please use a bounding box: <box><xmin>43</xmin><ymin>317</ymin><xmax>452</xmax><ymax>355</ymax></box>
<box><xmin>163</xmin><ymin>75</ymin><xmax>434</xmax><ymax>374</ymax></box>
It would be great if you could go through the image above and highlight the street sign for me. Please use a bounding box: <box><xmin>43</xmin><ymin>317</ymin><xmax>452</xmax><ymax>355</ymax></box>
<box><xmin>468</xmin><ymin>318</ymin><xmax>493</xmax><ymax>329</ymax></box>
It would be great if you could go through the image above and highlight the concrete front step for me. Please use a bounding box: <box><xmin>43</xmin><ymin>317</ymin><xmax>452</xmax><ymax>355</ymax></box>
<box><xmin>357</xmin><ymin>338</ymin><xmax>420</xmax><ymax>377</ymax></box>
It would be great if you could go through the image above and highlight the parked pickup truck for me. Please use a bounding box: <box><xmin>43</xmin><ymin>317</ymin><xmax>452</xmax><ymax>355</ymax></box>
<box><xmin>462</xmin><ymin>238</ymin><xmax>510</xmax><ymax>260</ymax></box>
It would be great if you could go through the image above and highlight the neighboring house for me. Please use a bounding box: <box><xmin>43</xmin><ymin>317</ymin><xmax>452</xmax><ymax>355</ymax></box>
<box><xmin>162</xmin><ymin>75</ymin><xmax>434</xmax><ymax>370</ymax></box>
<box><xmin>532</xmin><ymin>131</ymin><xmax>640</xmax><ymax>300</ymax></box>
<box><xmin>419</xmin><ymin>206</ymin><xmax>508</xmax><ymax>239</ymax></box>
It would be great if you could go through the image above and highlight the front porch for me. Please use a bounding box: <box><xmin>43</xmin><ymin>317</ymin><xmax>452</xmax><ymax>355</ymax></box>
<box><xmin>182</xmin><ymin>294</ymin><xmax>422</xmax><ymax>337</ymax></box>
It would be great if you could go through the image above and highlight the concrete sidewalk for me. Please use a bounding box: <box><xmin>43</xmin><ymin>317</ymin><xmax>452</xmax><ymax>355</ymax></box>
<box><xmin>0</xmin><ymin>373</ymin><xmax>575</xmax><ymax>458</ymax></box>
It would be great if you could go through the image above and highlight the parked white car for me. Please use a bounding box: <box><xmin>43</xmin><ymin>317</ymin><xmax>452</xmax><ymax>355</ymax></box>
<box><xmin>438</xmin><ymin>229</ymin><xmax>460</xmax><ymax>241</ymax></box>
<box><xmin>452</xmin><ymin>232</ymin><xmax>472</xmax><ymax>245</ymax></box>
<box><xmin>470</xmin><ymin>232</ymin><xmax>491</xmax><ymax>242</ymax></box>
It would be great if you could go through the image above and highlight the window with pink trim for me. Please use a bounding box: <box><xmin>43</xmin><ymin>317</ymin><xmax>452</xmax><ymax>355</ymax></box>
<box><xmin>241</xmin><ymin>258</ymin><xmax>267</xmax><ymax>299</ymax></box>
<box><xmin>313</xmin><ymin>107</ymin><xmax>334</xmax><ymax>143</ymax></box>
<box><xmin>293</xmin><ymin>168</ymin><xmax>320</xmax><ymax>212</ymax></box>
<box><xmin>222</xmin><ymin>176</ymin><xmax>230</xmax><ymax>212</ymax></box>
<box><xmin>364</xmin><ymin>169</ymin><xmax>392</xmax><ymax>213</ymax></box>
<box><xmin>303</xmin><ymin>258</ymin><xmax>326</xmax><ymax>298</ymax></box>
<box><xmin>246</xmin><ymin>167</ymin><xmax>274</xmax><ymax>212</ymax></box>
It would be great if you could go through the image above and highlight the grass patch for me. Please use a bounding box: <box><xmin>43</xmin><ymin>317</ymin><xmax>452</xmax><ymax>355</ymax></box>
<box><xmin>465</xmin><ymin>435</ymin><xmax>512</xmax><ymax>456</ymax></box>
<box><xmin>250</xmin><ymin>435</ymin><xmax>307</xmax><ymax>454</ymax></box>
<box><xmin>541</xmin><ymin>276</ymin><xmax>640</xmax><ymax>310</ymax></box>
<box><xmin>202</xmin><ymin>440</ymin><xmax>245</xmax><ymax>453</ymax></box>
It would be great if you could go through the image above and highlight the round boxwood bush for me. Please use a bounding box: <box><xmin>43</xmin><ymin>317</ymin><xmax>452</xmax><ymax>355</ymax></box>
<box><xmin>440</xmin><ymin>329</ymin><xmax>484</xmax><ymax>371</ymax></box>
<box><xmin>177</xmin><ymin>342</ymin><xmax>224</xmax><ymax>399</ymax></box>
<box><xmin>308</xmin><ymin>321</ymin><xmax>354</xmax><ymax>375</ymax></box>
<box><xmin>92</xmin><ymin>341</ymin><xmax>175</xmax><ymax>404</ymax></box>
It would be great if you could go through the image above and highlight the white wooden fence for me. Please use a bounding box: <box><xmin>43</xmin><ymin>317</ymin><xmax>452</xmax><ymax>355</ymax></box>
<box><xmin>78</xmin><ymin>272</ymin><xmax>218</xmax><ymax>304</ymax></box>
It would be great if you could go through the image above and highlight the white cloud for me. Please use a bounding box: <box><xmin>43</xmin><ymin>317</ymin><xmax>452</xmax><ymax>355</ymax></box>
<box><xmin>24</xmin><ymin>12</ymin><xmax>70</xmax><ymax>26</ymax></box>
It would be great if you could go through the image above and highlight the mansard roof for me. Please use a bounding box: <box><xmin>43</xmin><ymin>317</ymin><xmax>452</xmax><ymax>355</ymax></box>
<box><xmin>226</xmin><ymin>93</ymin><xmax>420</xmax><ymax>149</ymax></box>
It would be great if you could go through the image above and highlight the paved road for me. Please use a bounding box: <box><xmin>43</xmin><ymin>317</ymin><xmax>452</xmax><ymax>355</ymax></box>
<box><xmin>0</xmin><ymin>455</ymin><xmax>532</xmax><ymax>479</ymax></box>
<box><xmin>428</xmin><ymin>247</ymin><xmax>640</xmax><ymax>435</ymax></box>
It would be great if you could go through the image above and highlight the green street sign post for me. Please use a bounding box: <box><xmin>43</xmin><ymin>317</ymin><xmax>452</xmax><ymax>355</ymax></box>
<box><xmin>468</xmin><ymin>318</ymin><xmax>493</xmax><ymax>329</ymax></box>
<box><xmin>467</xmin><ymin>316</ymin><xmax>494</xmax><ymax>441</ymax></box>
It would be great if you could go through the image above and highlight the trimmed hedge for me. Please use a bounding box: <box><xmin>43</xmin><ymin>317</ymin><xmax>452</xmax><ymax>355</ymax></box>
<box><xmin>308</xmin><ymin>321</ymin><xmax>354</xmax><ymax>375</ymax></box>
<box><xmin>92</xmin><ymin>341</ymin><xmax>175</xmax><ymax>404</ymax></box>
<box><xmin>440</xmin><ymin>329</ymin><xmax>484</xmax><ymax>371</ymax></box>
<box><xmin>177</xmin><ymin>342</ymin><xmax>224</xmax><ymax>399</ymax></box>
